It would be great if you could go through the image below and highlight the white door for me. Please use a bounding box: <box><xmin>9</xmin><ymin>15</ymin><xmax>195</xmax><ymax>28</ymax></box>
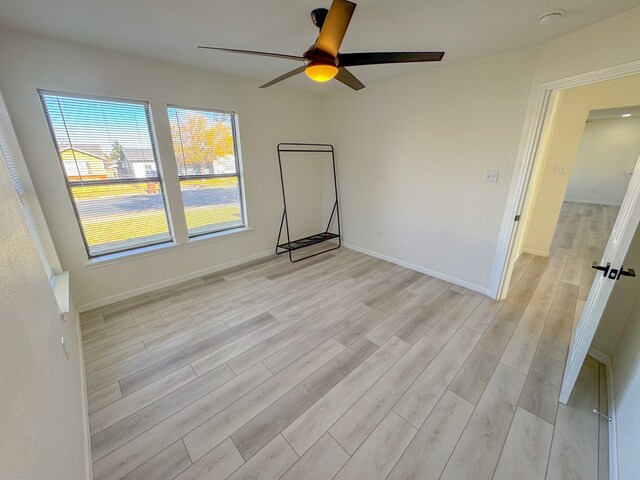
<box><xmin>560</xmin><ymin>154</ymin><xmax>640</xmax><ymax>404</ymax></box>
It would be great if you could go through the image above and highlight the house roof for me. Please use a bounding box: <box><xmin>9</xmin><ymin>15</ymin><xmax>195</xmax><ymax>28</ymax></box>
<box><xmin>59</xmin><ymin>144</ymin><xmax>106</xmax><ymax>160</ymax></box>
<box><xmin>120</xmin><ymin>148</ymin><xmax>156</xmax><ymax>164</ymax></box>
<box><xmin>58</xmin><ymin>145</ymin><xmax>156</xmax><ymax>163</ymax></box>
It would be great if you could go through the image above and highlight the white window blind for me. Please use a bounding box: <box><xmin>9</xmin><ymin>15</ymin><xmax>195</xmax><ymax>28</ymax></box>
<box><xmin>167</xmin><ymin>106</ymin><xmax>245</xmax><ymax>237</ymax></box>
<box><xmin>39</xmin><ymin>91</ymin><xmax>173</xmax><ymax>258</ymax></box>
<box><xmin>0</xmin><ymin>91</ymin><xmax>61</xmax><ymax>278</ymax></box>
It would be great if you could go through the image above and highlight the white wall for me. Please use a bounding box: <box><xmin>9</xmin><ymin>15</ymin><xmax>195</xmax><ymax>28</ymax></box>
<box><xmin>322</xmin><ymin>48</ymin><xmax>539</xmax><ymax>292</ymax></box>
<box><xmin>565</xmin><ymin>116</ymin><xmax>640</xmax><ymax>206</ymax></box>
<box><xmin>531</xmin><ymin>7</ymin><xmax>640</xmax><ymax>87</ymax></box>
<box><xmin>0</xmin><ymin>28</ymin><xmax>325</xmax><ymax>309</ymax></box>
<box><xmin>0</xmin><ymin>139</ymin><xmax>88</xmax><ymax>478</ymax></box>
<box><xmin>611</xmin><ymin>295</ymin><xmax>640</xmax><ymax>480</ymax></box>
<box><xmin>323</xmin><ymin>6</ymin><xmax>640</xmax><ymax>295</ymax></box>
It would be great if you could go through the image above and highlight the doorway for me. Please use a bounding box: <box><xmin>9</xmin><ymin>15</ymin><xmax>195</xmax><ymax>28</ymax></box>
<box><xmin>502</xmin><ymin>75</ymin><xmax>640</xmax><ymax>300</ymax></box>
<box><xmin>518</xmin><ymin>103</ymin><xmax>640</xmax><ymax>312</ymax></box>
<box><xmin>489</xmin><ymin>64</ymin><xmax>640</xmax><ymax>480</ymax></box>
<box><xmin>493</xmin><ymin>72</ymin><xmax>640</xmax><ymax>301</ymax></box>
<box><xmin>497</xmin><ymin>74</ymin><xmax>640</xmax><ymax>408</ymax></box>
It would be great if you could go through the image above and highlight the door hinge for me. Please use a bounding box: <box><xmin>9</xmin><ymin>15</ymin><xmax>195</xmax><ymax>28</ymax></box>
<box><xmin>514</xmin><ymin>214</ymin><xmax>521</xmax><ymax>222</ymax></box>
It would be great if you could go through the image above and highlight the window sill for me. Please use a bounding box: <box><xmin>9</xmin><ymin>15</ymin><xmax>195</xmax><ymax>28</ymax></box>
<box><xmin>186</xmin><ymin>226</ymin><xmax>252</xmax><ymax>246</ymax></box>
<box><xmin>83</xmin><ymin>242</ymin><xmax>180</xmax><ymax>269</ymax></box>
<box><xmin>81</xmin><ymin>227</ymin><xmax>251</xmax><ymax>269</ymax></box>
<box><xmin>51</xmin><ymin>271</ymin><xmax>70</xmax><ymax>320</ymax></box>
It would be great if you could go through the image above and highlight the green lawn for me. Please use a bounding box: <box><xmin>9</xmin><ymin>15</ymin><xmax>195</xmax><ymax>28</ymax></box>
<box><xmin>82</xmin><ymin>204</ymin><xmax>241</xmax><ymax>247</ymax></box>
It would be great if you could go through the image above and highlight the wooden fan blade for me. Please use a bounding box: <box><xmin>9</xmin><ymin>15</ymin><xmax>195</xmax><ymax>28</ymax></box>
<box><xmin>260</xmin><ymin>65</ymin><xmax>307</xmax><ymax>88</ymax></box>
<box><xmin>198</xmin><ymin>46</ymin><xmax>305</xmax><ymax>62</ymax></box>
<box><xmin>315</xmin><ymin>0</ymin><xmax>356</xmax><ymax>57</ymax></box>
<box><xmin>338</xmin><ymin>51</ymin><xmax>445</xmax><ymax>66</ymax></box>
<box><xmin>335</xmin><ymin>67</ymin><xmax>365</xmax><ymax>91</ymax></box>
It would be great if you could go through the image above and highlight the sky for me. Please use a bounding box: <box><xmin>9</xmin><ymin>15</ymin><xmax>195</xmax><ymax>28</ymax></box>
<box><xmin>42</xmin><ymin>94</ymin><xmax>155</xmax><ymax>155</ymax></box>
<box><xmin>42</xmin><ymin>95</ymin><xmax>235</xmax><ymax>159</ymax></box>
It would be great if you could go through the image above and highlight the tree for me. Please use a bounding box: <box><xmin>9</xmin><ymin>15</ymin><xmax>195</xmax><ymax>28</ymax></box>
<box><xmin>170</xmin><ymin>113</ymin><xmax>234</xmax><ymax>174</ymax></box>
<box><xmin>208</xmin><ymin>121</ymin><xmax>234</xmax><ymax>159</ymax></box>
<box><xmin>107</xmin><ymin>140</ymin><xmax>133</xmax><ymax>178</ymax></box>
<box><xmin>107</xmin><ymin>140</ymin><xmax>122</xmax><ymax>165</ymax></box>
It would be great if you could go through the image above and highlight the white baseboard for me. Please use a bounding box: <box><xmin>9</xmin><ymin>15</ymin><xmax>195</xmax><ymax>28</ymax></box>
<box><xmin>522</xmin><ymin>247</ymin><xmax>550</xmax><ymax>257</ymax></box>
<box><xmin>564</xmin><ymin>198</ymin><xmax>623</xmax><ymax>207</ymax></box>
<box><xmin>78</xmin><ymin>249</ymin><xmax>274</xmax><ymax>313</ymax></box>
<box><xmin>588</xmin><ymin>347</ymin><xmax>619</xmax><ymax>480</ymax></box>
<box><xmin>73</xmin><ymin>307</ymin><xmax>93</xmax><ymax>479</ymax></box>
<box><xmin>342</xmin><ymin>242</ymin><xmax>493</xmax><ymax>297</ymax></box>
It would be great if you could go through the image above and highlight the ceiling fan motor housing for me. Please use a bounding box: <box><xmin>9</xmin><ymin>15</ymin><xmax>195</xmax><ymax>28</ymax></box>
<box><xmin>311</xmin><ymin>8</ymin><xmax>329</xmax><ymax>29</ymax></box>
<box><xmin>303</xmin><ymin>47</ymin><xmax>337</xmax><ymax>65</ymax></box>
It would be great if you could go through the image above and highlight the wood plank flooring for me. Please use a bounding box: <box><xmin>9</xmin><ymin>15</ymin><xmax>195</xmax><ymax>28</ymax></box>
<box><xmin>81</xmin><ymin>202</ymin><xmax>614</xmax><ymax>480</ymax></box>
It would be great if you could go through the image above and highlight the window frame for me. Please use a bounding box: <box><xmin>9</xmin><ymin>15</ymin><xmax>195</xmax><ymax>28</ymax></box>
<box><xmin>39</xmin><ymin>90</ymin><xmax>174</xmax><ymax>259</ymax></box>
<box><xmin>167</xmin><ymin>104</ymin><xmax>247</xmax><ymax>239</ymax></box>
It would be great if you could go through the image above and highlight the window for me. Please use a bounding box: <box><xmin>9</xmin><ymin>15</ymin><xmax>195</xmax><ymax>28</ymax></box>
<box><xmin>40</xmin><ymin>91</ymin><xmax>173</xmax><ymax>258</ymax></box>
<box><xmin>167</xmin><ymin>106</ymin><xmax>245</xmax><ymax>238</ymax></box>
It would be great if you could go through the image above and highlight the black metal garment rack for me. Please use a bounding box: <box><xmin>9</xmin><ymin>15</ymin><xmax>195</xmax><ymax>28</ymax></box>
<box><xmin>275</xmin><ymin>143</ymin><xmax>341</xmax><ymax>262</ymax></box>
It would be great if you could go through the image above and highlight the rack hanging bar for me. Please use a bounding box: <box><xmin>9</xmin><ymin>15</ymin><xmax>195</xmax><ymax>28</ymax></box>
<box><xmin>277</xmin><ymin>144</ymin><xmax>334</xmax><ymax>154</ymax></box>
<box><xmin>275</xmin><ymin>143</ymin><xmax>341</xmax><ymax>263</ymax></box>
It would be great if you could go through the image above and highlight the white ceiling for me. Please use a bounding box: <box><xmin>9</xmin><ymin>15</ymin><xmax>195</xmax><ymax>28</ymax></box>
<box><xmin>1</xmin><ymin>0</ymin><xmax>639</xmax><ymax>91</ymax></box>
<box><xmin>588</xmin><ymin>105</ymin><xmax>640</xmax><ymax>120</ymax></box>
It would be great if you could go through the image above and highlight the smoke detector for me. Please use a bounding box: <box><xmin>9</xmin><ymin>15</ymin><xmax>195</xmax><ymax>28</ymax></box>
<box><xmin>538</xmin><ymin>9</ymin><xmax>565</xmax><ymax>26</ymax></box>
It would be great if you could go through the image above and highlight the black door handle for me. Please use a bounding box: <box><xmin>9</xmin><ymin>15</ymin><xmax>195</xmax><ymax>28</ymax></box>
<box><xmin>617</xmin><ymin>267</ymin><xmax>636</xmax><ymax>279</ymax></box>
<box><xmin>592</xmin><ymin>262</ymin><xmax>611</xmax><ymax>277</ymax></box>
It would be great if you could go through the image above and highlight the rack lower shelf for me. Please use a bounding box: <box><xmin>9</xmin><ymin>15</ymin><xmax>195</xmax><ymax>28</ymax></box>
<box><xmin>277</xmin><ymin>232</ymin><xmax>340</xmax><ymax>252</ymax></box>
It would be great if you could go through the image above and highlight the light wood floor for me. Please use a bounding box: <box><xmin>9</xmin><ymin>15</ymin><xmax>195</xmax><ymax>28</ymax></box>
<box><xmin>80</xmin><ymin>202</ymin><xmax>615</xmax><ymax>480</ymax></box>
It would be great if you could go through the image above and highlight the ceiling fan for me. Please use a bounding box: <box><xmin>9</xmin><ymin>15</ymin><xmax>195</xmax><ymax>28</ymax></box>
<box><xmin>198</xmin><ymin>0</ymin><xmax>444</xmax><ymax>91</ymax></box>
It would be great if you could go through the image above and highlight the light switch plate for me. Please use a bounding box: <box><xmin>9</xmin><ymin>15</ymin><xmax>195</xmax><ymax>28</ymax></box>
<box><xmin>484</xmin><ymin>170</ymin><xmax>499</xmax><ymax>182</ymax></box>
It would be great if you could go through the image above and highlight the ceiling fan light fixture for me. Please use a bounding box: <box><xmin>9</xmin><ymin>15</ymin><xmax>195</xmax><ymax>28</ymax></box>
<box><xmin>305</xmin><ymin>61</ymin><xmax>339</xmax><ymax>82</ymax></box>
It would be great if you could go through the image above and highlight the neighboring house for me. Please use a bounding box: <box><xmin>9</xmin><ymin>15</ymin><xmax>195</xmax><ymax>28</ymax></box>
<box><xmin>60</xmin><ymin>145</ymin><xmax>160</xmax><ymax>180</ymax></box>
<box><xmin>59</xmin><ymin>145</ymin><xmax>232</xmax><ymax>180</ymax></box>
<box><xmin>59</xmin><ymin>146</ymin><xmax>108</xmax><ymax>181</ymax></box>
<box><xmin>177</xmin><ymin>154</ymin><xmax>237</xmax><ymax>176</ymax></box>
<box><xmin>121</xmin><ymin>147</ymin><xmax>157</xmax><ymax>178</ymax></box>
<box><xmin>213</xmin><ymin>154</ymin><xmax>237</xmax><ymax>174</ymax></box>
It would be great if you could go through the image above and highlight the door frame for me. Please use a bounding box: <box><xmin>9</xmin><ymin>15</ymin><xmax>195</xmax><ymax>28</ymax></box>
<box><xmin>489</xmin><ymin>59</ymin><xmax>640</xmax><ymax>300</ymax></box>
